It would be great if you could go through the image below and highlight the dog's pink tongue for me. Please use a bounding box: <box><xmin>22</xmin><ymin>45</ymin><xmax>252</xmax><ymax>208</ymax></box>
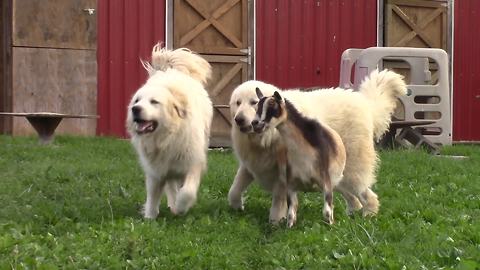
<box><xmin>137</xmin><ymin>121</ymin><xmax>153</xmax><ymax>132</ymax></box>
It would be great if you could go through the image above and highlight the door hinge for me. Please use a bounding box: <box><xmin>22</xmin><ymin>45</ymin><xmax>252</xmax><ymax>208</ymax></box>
<box><xmin>240</xmin><ymin>47</ymin><xmax>251</xmax><ymax>65</ymax></box>
<box><xmin>240</xmin><ymin>47</ymin><xmax>251</xmax><ymax>55</ymax></box>
<box><xmin>240</xmin><ymin>58</ymin><xmax>250</xmax><ymax>64</ymax></box>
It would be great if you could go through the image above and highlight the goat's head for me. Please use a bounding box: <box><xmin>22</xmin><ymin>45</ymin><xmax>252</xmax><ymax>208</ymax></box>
<box><xmin>252</xmin><ymin>88</ymin><xmax>287</xmax><ymax>133</ymax></box>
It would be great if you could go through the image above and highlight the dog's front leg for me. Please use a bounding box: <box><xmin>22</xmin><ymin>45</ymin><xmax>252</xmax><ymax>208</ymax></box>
<box><xmin>164</xmin><ymin>180</ymin><xmax>180</xmax><ymax>213</ymax></box>
<box><xmin>174</xmin><ymin>164</ymin><xmax>203</xmax><ymax>215</ymax></box>
<box><xmin>228</xmin><ymin>165</ymin><xmax>254</xmax><ymax>210</ymax></box>
<box><xmin>143</xmin><ymin>175</ymin><xmax>166</xmax><ymax>219</ymax></box>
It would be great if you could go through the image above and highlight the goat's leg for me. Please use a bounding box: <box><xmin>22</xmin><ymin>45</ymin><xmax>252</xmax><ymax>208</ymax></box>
<box><xmin>269</xmin><ymin>183</ymin><xmax>288</xmax><ymax>224</ymax></box>
<box><xmin>270</xmin><ymin>160</ymin><xmax>288</xmax><ymax>224</ymax></box>
<box><xmin>322</xmin><ymin>176</ymin><xmax>334</xmax><ymax>225</ymax></box>
<box><xmin>287</xmin><ymin>190</ymin><xmax>298</xmax><ymax>228</ymax></box>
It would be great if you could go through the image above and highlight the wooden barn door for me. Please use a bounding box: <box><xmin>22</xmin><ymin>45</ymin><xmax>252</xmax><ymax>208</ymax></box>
<box><xmin>173</xmin><ymin>0</ymin><xmax>251</xmax><ymax>146</ymax></box>
<box><xmin>385</xmin><ymin>0</ymin><xmax>448</xmax><ymax>50</ymax></box>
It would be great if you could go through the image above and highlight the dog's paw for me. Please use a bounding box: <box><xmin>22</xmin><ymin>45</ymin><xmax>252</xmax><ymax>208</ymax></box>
<box><xmin>174</xmin><ymin>190</ymin><xmax>197</xmax><ymax>215</ymax></box>
<box><xmin>228</xmin><ymin>189</ymin><xmax>245</xmax><ymax>211</ymax></box>
<box><xmin>142</xmin><ymin>203</ymin><xmax>159</xmax><ymax>219</ymax></box>
<box><xmin>269</xmin><ymin>217</ymin><xmax>286</xmax><ymax>226</ymax></box>
<box><xmin>346</xmin><ymin>200</ymin><xmax>363</xmax><ymax>216</ymax></box>
<box><xmin>362</xmin><ymin>208</ymin><xmax>378</xmax><ymax>217</ymax></box>
<box><xmin>228</xmin><ymin>197</ymin><xmax>245</xmax><ymax>211</ymax></box>
<box><xmin>143</xmin><ymin>209</ymin><xmax>159</xmax><ymax>219</ymax></box>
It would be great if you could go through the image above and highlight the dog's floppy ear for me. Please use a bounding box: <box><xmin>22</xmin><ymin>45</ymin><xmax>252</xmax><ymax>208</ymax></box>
<box><xmin>255</xmin><ymin>87</ymin><xmax>264</xmax><ymax>99</ymax></box>
<box><xmin>274</xmin><ymin>91</ymin><xmax>283</xmax><ymax>102</ymax></box>
<box><xmin>167</xmin><ymin>88</ymin><xmax>188</xmax><ymax>119</ymax></box>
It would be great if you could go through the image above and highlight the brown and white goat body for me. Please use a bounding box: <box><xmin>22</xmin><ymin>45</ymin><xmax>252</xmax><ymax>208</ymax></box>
<box><xmin>252</xmin><ymin>89</ymin><xmax>346</xmax><ymax>226</ymax></box>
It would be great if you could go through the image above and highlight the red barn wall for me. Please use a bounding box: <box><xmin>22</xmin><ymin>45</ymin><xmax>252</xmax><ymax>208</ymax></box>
<box><xmin>453</xmin><ymin>0</ymin><xmax>480</xmax><ymax>141</ymax></box>
<box><xmin>255</xmin><ymin>0</ymin><xmax>377</xmax><ymax>89</ymax></box>
<box><xmin>97</xmin><ymin>0</ymin><xmax>165</xmax><ymax>137</ymax></box>
<box><xmin>97</xmin><ymin>0</ymin><xmax>378</xmax><ymax>137</ymax></box>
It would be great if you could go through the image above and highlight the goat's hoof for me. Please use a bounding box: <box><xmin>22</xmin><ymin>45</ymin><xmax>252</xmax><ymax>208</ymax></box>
<box><xmin>287</xmin><ymin>213</ymin><xmax>296</xmax><ymax>228</ymax></box>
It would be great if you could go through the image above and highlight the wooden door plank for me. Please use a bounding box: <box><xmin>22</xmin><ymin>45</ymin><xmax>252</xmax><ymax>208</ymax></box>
<box><xmin>12</xmin><ymin>0</ymin><xmax>97</xmax><ymax>49</ymax></box>
<box><xmin>1</xmin><ymin>0</ymin><xmax>13</xmax><ymax>133</ymax></box>
<box><xmin>184</xmin><ymin>0</ymin><xmax>242</xmax><ymax>48</ymax></box>
<box><xmin>393</xmin><ymin>7</ymin><xmax>444</xmax><ymax>47</ymax></box>
<box><xmin>203</xmin><ymin>54</ymin><xmax>247</xmax><ymax>62</ymax></box>
<box><xmin>241</xmin><ymin>0</ymin><xmax>247</xmax><ymax>46</ymax></box>
<box><xmin>391</xmin><ymin>0</ymin><xmax>447</xmax><ymax>8</ymax></box>
<box><xmin>214</xmin><ymin>107</ymin><xmax>232</xmax><ymax>126</ymax></box>
<box><xmin>179</xmin><ymin>19</ymin><xmax>212</xmax><ymax>46</ymax></box>
<box><xmin>392</xmin><ymin>5</ymin><xmax>436</xmax><ymax>47</ymax></box>
<box><xmin>210</xmin><ymin>63</ymin><xmax>242</xmax><ymax>97</ymax></box>
<box><xmin>11</xmin><ymin>47</ymin><xmax>97</xmax><ymax>136</ymax></box>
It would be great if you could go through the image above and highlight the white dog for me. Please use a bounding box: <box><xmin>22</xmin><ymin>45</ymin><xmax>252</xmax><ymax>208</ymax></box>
<box><xmin>126</xmin><ymin>45</ymin><xmax>213</xmax><ymax>219</ymax></box>
<box><xmin>228</xmin><ymin>70</ymin><xmax>407</xmax><ymax>223</ymax></box>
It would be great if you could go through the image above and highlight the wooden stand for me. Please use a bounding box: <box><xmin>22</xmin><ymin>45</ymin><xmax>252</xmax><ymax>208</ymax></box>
<box><xmin>0</xmin><ymin>112</ymin><xmax>98</xmax><ymax>144</ymax></box>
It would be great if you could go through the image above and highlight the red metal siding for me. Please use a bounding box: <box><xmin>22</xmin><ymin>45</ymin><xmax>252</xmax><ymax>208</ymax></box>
<box><xmin>97</xmin><ymin>0</ymin><xmax>165</xmax><ymax>137</ymax></box>
<box><xmin>453</xmin><ymin>0</ymin><xmax>480</xmax><ymax>141</ymax></box>
<box><xmin>256</xmin><ymin>0</ymin><xmax>377</xmax><ymax>89</ymax></box>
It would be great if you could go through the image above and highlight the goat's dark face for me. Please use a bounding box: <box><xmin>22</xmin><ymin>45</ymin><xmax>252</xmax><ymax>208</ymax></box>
<box><xmin>252</xmin><ymin>88</ymin><xmax>286</xmax><ymax>133</ymax></box>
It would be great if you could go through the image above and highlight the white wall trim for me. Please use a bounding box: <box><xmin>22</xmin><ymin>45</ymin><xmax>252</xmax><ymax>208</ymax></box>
<box><xmin>377</xmin><ymin>0</ymin><xmax>384</xmax><ymax>46</ymax></box>
<box><xmin>450</xmin><ymin>0</ymin><xmax>455</xmax><ymax>137</ymax></box>
<box><xmin>253</xmin><ymin>0</ymin><xmax>256</xmax><ymax>79</ymax></box>
<box><xmin>165</xmin><ymin>0</ymin><xmax>173</xmax><ymax>49</ymax></box>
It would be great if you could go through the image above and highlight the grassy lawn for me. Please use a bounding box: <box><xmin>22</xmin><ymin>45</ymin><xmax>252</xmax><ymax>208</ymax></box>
<box><xmin>0</xmin><ymin>136</ymin><xmax>479</xmax><ymax>269</ymax></box>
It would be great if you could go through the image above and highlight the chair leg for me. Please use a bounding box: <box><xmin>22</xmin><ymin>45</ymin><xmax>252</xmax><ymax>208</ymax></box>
<box><xmin>395</xmin><ymin>127</ymin><xmax>440</xmax><ymax>154</ymax></box>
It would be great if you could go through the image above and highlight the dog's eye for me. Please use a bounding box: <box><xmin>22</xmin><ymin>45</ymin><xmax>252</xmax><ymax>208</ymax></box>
<box><xmin>134</xmin><ymin>98</ymin><xmax>139</xmax><ymax>103</ymax></box>
<box><xmin>150</xmin><ymin>99</ymin><xmax>160</xmax><ymax>105</ymax></box>
<box><xmin>236</xmin><ymin>100</ymin><xmax>241</xmax><ymax>106</ymax></box>
<box><xmin>250</xmin><ymin>100</ymin><xmax>258</xmax><ymax>106</ymax></box>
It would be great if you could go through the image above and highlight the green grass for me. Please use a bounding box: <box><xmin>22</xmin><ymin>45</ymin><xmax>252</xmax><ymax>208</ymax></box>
<box><xmin>0</xmin><ymin>136</ymin><xmax>479</xmax><ymax>269</ymax></box>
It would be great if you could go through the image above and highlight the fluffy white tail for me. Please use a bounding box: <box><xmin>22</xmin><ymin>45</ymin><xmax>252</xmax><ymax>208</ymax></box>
<box><xmin>142</xmin><ymin>44</ymin><xmax>211</xmax><ymax>86</ymax></box>
<box><xmin>358</xmin><ymin>69</ymin><xmax>407</xmax><ymax>141</ymax></box>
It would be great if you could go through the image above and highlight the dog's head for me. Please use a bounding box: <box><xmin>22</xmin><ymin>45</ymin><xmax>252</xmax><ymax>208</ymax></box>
<box><xmin>127</xmin><ymin>79</ymin><xmax>187</xmax><ymax>137</ymax></box>
<box><xmin>252</xmin><ymin>89</ymin><xmax>287</xmax><ymax>133</ymax></box>
<box><xmin>229</xmin><ymin>80</ymin><xmax>278</xmax><ymax>133</ymax></box>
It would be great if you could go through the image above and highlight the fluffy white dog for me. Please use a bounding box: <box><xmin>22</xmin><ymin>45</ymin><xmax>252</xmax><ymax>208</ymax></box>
<box><xmin>126</xmin><ymin>45</ymin><xmax>213</xmax><ymax>219</ymax></box>
<box><xmin>228</xmin><ymin>70</ymin><xmax>407</xmax><ymax>223</ymax></box>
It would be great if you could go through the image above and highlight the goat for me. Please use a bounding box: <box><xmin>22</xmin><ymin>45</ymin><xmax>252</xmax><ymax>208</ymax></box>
<box><xmin>252</xmin><ymin>88</ymin><xmax>346</xmax><ymax>227</ymax></box>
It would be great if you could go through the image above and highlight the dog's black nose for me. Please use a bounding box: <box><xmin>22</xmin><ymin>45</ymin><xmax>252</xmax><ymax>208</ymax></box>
<box><xmin>234</xmin><ymin>116</ymin><xmax>245</xmax><ymax>126</ymax></box>
<box><xmin>251</xmin><ymin>119</ymin><xmax>259</xmax><ymax>127</ymax></box>
<box><xmin>132</xmin><ymin>106</ymin><xmax>142</xmax><ymax>117</ymax></box>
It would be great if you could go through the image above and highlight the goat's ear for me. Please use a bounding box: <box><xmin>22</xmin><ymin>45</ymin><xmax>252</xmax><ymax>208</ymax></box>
<box><xmin>273</xmin><ymin>91</ymin><xmax>282</xmax><ymax>102</ymax></box>
<box><xmin>255</xmin><ymin>87</ymin><xmax>264</xmax><ymax>99</ymax></box>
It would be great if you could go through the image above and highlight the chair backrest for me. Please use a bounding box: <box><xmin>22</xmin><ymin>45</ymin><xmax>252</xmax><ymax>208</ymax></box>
<box><xmin>339</xmin><ymin>47</ymin><xmax>452</xmax><ymax>145</ymax></box>
<box><xmin>339</xmin><ymin>48</ymin><xmax>363</xmax><ymax>89</ymax></box>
